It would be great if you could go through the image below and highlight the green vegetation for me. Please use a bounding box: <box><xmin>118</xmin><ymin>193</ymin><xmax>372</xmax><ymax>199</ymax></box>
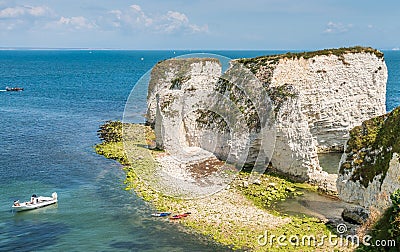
<box><xmin>159</xmin><ymin>92</ymin><xmax>177</xmax><ymax>111</ymax></box>
<box><xmin>95</xmin><ymin>141</ymin><xmax>129</xmax><ymax>165</ymax></box>
<box><xmin>95</xmin><ymin>121</ymin><xmax>171</xmax><ymax>204</ymax></box>
<box><xmin>148</xmin><ymin>58</ymin><xmax>220</xmax><ymax>97</ymax></box>
<box><xmin>340</xmin><ymin>107</ymin><xmax>400</xmax><ymax>188</ymax></box>
<box><xmin>233</xmin><ymin>172</ymin><xmax>344</xmax><ymax>251</ymax></box>
<box><xmin>236</xmin><ymin>55</ymin><xmax>279</xmax><ymax>76</ymax></box>
<box><xmin>389</xmin><ymin>189</ymin><xmax>400</xmax><ymax>239</ymax></box>
<box><xmin>267</xmin><ymin>84</ymin><xmax>299</xmax><ymax>115</ymax></box>
<box><xmin>184</xmin><ymin>211</ymin><xmax>334</xmax><ymax>252</ymax></box>
<box><xmin>95</xmin><ymin>121</ymin><xmax>129</xmax><ymax>165</ymax></box>
<box><xmin>179</xmin><ymin>171</ymin><xmax>336</xmax><ymax>251</ymax></box>
<box><xmin>260</xmin><ymin>217</ymin><xmax>335</xmax><ymax>251</ymax></box>
<box><xmin>212</xmin><ymin>77</ymin><xmax>261</xmax><ymax>131</ymax></box>
<box><xmin>195</xmin><ymin>109</ymin><xmax>228</xmax><ymax>132</ymax></box>
<box><xmin>234</xmin><ymin>172</ymin><xmax>305</xmax><ymax>208</ymax></box>
<box><xmin>97</xmin><ymin>120</ymin><xmax>123</xmax><ymax>143</ymax></box>
<box><xmin>237</xmin><ymin>47</ymin><xmax>383</xmax><ymax>73</ymax></box>
<box><xmin>170</xmin><ymin>75</ymin><xmax>190</xmax><ymax>90</ymax></box>
<box><xmin>356</xmin><ymin>189</ymin><xmax>400</xmax><ymax>251</ymax></box>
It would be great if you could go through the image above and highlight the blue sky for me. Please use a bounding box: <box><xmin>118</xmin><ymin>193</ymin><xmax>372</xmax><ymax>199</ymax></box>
<box><xmin>0</xmin><ymin>0</ymin><xmax>399</xmax><ymax>50</ymax></box>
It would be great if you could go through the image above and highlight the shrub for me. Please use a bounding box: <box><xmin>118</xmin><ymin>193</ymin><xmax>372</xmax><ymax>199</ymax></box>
<box><xmin>389</xmin><ymin>189</ymin><xmax>400</xmax><ymax>237</ymax></box>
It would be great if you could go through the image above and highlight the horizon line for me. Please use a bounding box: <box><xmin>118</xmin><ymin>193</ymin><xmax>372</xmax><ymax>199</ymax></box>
<box><xmin>0</xmin><ymin>46</ymin><xmax>397</xmax><ymax>51</ymax></box>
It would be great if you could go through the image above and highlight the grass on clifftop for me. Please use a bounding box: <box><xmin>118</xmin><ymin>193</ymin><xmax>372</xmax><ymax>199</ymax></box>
<box><xmin>236</xmin><ymin>46</ymin><xmax>384</xmax><ymax>75</ymax></box>
<box><xmin>340</xmin><ymin>106</ymin><xmax>400</xmax><ymax>188</ymax></box>
<box><xmin>237</xmin><ymin>46</ymin><xmax>383</xmax><ymax>65</ymax></box>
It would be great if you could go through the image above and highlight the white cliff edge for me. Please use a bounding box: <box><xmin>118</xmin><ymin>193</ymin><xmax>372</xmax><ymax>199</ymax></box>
<box><xmin>147</xmin><ymin>48</ymin><xmax>387</xmax><ymax>194</ymax></box>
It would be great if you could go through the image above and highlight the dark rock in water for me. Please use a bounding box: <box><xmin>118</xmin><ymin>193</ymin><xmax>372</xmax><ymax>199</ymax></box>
<box><xmin>326</xmin><ymin>217</ymin><xmax>359</xmax><ymax>235</ymax></box>
<box><xmin>342</xmin><ymin>206</ymin><xmax>370</xmax><ymax>224</ymax></box>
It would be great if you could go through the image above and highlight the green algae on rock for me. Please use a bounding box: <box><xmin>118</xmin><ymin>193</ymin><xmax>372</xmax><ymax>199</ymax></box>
<box><xmin>339</xmin><ymin>107</ymin><xmax>400</xmax><ymax>188</ymax></box>
<box><xmin>337</xmin><ymin>106</ymin><xmax>400</xmax><ymax>210</ymax></box>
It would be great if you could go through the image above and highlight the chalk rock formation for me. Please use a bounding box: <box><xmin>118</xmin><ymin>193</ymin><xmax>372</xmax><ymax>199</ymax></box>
<box><xmin>237</xmin><ymin>47</ymin><xmax>387</xmax><ymax>153</ymax></box>
<box><xmin>337</xmin><ymin>107</ymin><xmax>400</xmax><ymax>209</ymax></box>
<box><xmin>147</xmin><ymin>47</ymin><xmax>387</xmax><ymax>190</ymax></box>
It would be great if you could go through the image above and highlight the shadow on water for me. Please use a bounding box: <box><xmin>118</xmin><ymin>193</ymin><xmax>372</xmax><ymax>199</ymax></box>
<box><xmin>0</xmin><ymin>220</ymin><xmax>70</xmax><ymax>252</ymax></box>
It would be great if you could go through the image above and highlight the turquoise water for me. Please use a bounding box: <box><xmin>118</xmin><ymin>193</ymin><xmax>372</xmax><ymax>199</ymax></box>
<box><xmin>0</xmin><ymin>50</ymin><xmax>399</xmax><ymax>251</ymax></box>
<box><xmin>385</xmin><ymin>51</ymin><xmax>400</xmax><ymax>111</ymax></box>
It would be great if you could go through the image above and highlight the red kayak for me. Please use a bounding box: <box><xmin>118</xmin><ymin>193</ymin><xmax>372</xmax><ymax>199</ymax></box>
<box><xmin>169</xmin><ymin>215</ymin><xmax>183</xmax><ymax>220</ymax></box>
<box><xmin>169</xmin><ymin>212</ymin><xmax>191</xmax><ymax>220</ymax></box>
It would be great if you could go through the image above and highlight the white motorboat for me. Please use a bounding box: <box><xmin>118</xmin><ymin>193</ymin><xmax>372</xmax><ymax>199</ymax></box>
<box><xmin>12</xmin><ymin>192</ymin><xmax>58</xmax><ymax>212</ymax></box>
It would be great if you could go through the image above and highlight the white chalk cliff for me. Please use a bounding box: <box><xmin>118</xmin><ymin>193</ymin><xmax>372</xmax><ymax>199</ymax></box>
<box><xmin>146</xmin><ymin>47</ymin><xmax>387</xmax><ymax>192</ymax></box>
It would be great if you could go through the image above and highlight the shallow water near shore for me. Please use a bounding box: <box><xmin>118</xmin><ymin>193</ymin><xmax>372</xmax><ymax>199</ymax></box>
<box><xmin>318</xmin><ymin>152</ymin><xmax>342</xmax><ymax>174</ymax></box>
<box><xmin>0</xmin><ymin>50</ymin><xmax>399</xmax><ymax>251</ymax></box>
<box><xmin>273</xmin><ymin>189</ymin><xmax>353</xmax><ymax>221</ymax></box>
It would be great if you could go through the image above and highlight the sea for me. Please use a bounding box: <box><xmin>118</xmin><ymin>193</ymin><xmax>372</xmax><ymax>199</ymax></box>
<box><xmin>0</xmin><ymin>50</ymin><xmax>399</xmax><ymax>251</ymax></box>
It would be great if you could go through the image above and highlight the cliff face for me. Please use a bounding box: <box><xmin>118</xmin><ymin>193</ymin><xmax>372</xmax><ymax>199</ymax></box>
<box><xmin>238</xmin><ymin>48</ymin><xmax>387</xmax><ymax>153</ymax></box>
<box><xmin>150</xmin><ymin>59</ymin><xmax>262</xmax><ymax>169</ymax></box>
<box><xmin>147</xmin><ymin>58</ymin><xmax>222</xmax><ymax>127</ymax></box>
<box><xmin>147</xmin><ymin>47</ymin><xmax>387</xmax><ymax>190</ymax></box>
<box><xmin>337</xmin><ymin>107</ymin><xmax>400</xmax><ymax>209</ymax></box>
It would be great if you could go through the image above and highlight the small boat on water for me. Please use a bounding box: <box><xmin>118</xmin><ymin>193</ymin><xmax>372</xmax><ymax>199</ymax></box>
<box><xmin>151</xmin><ymin>212</ymin><xmax>171</xmax><ymax>217</ymax></box>
<box><xmin>5</xmin><ymin>87</ymin><xmax>24</xmax><ymax>92</ymax></box>
<box><xmin>12</xmin><ymin>192</ymin><xmax>58</xmax><ymax>212</ymax></box>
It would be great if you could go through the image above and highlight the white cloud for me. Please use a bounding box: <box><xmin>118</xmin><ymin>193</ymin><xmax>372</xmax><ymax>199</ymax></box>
<box><xmin>107</xmin><ymin>4</ymin><xmax>153</xmax><ymax>30</ymax></box>
<box><xmin>159</xmin><ymin>11</ymin><xmax>189</xmax><ymax>33</ymax></box>
<box><xmin>0</xmin><ymin>6</ymin><xmax>24</xmax><ymax>18</ymax></box>
<box><xmin>167</xmin><ymin>11</ymin><xmax>188</xmax><ymax>23</ymax></box>
<box><xmin>130</xmin><ymin>4</ymin><xmax>142</xmax><ymax>12</ymax></box>
<box><xmin>29</xmin><ymin>6</ymin><xmax>51</xmax><ymax>17</ymax></box>
<box><xmin>0</xmin><ymin>5</ymin><xmax>56</xmax><ymax>31</ymax></box>
<box><xmin>107</xmin><ymin>4</ymin><xmax>207</xmax><ymax>34</ymax></box>
<box><xmin>0</xmin><ymin>5</ymin><xmax>53</xmax><ymax>18</ymax></box>
<box><xmin>0</xmin><ymin>4</ymin><xmax>97</xmax><ymax>32</ymax></box>
<box><xmin>128</xmin><ymin>4</ymin><xmax>153</xmax><ymax>26</ymax></box>
<box><xmin>323</xmin><ymin>21</ymin><xmax>353</xmax><ymax>34</ymax></box>
<box><xmin>55</xmin><ymin>16</ymin><xmax>96</xmax><ymax>30</ymax></box>
<box><xmin>0</xmin><ymin>3</ymin><xmax>206</xmax><ymax>36</ymax></box>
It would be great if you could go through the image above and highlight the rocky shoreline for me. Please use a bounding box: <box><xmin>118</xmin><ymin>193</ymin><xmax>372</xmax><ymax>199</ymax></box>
<box><xmin>95</xmin><ymin>122</ymin><xmax>356</xmax><ymax>251</ymax></box>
